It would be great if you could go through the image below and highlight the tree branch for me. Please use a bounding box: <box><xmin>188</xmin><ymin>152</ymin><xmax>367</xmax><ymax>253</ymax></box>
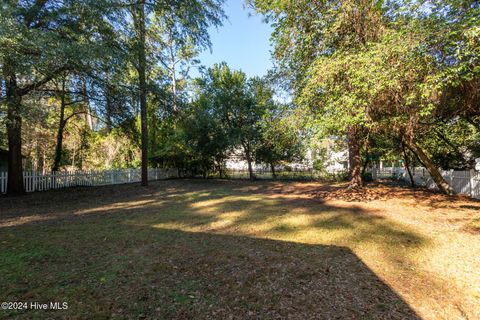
<box><xmin>17</xmin><ymin>65</ymin><xmax>70</xmax><ymax>97</ymax></box>
<box><xmin>64</xmin><ymin>110</ymin><xmax>108</xmax><ymax>125</ymax></box>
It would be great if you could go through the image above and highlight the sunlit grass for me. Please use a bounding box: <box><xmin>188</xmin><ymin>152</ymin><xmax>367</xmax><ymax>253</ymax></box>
<box><xmin>0</xmin><ymin>179</ymin><xmax>479</xmax><ymax>319</ymax></box>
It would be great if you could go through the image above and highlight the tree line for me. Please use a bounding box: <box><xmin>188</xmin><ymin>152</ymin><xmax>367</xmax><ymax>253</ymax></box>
<box><xmin>1</xmin><ymin>0</ymin><xmax>479</xmax><ymax>196</ymax></box>
<box><xmin>152</xmin><ymin>63</ymin><xmax>303</xmax><ymax>180</ymax></box>
<box><xmin>0</xmin><ymin>0</ymin><xmax>304</xmax><ymax>195</ymax></box>
<box><xmin>252</xmin><ymin>0</ymin><xmax>479</xmax><ymax>194</ymax></box>
<box><xmin>0</xmin><ymin>0</ymin><xmax>225</xmax><ymax>195</ymax></box>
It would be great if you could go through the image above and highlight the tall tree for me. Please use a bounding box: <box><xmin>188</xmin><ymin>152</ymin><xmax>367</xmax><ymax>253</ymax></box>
<box><xmin>131</xmin><ymin>0</ymin><xmax>149</xmax><ymax>186</ymax></box>
<box><xmin>52</xmin><ymin>74</ymin><xmax>68</xmax><ymax>172</ymax></box>
<box><xmin>253</xmin><ymin>0</ymin><xmax>478</xmax><ymax>194</ymax></box>
<box><xmin>252</xmin><ymin>0</ymin><xmax>386</xmax><ymax>188</ymax></box>
<box><xmin>0</xmin><ymin>0</ymin><xmax>121</xmax><ymax>195</ymax></box>
<box><xmin>194</xmin><ymin>63</ymin><xmax>268</xmax><ymax>179</ymax></box>
<box><xmin>255</xmin><ymin>105</ymin><xmax>304</xmax><ymax>178</ymax></box>
<box><xmin>126</xmin><ymin>0</ymin><xmax>225</xmax><ymax>186</ymax></box>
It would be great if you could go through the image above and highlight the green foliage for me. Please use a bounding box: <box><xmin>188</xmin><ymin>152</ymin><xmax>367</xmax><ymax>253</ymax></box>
<box><xmin>0</xmin><ymin>0</ymin><xmax>122</xmax><ymax>83</ymax></box>
<box><xmin>255</xmin><ymin>105</ymin><xmax>304</xmax><ymax>167</ymax></box>
<box><xmin>253</xmin><ymin>0</ymin><xmax>480</xmax><ymax>172</ymax></box>
<box><xmin>0</xmin><ymin>0</ymin><xmax>226</xmax><ymax>174</ymax></box>
<box><xmin>420</xmin><ymin>119</ymin><xmax>480</xmax><ymax>169</ymax></box>
<box><xmin>1</xmin><ymin>0</ymin><xmax>478</xmax><ymax>180</ymax></box>
<box><xmin>150</xmin><ymin>63</ymin><xmax>304</xmax><ymax>176</ymax></box>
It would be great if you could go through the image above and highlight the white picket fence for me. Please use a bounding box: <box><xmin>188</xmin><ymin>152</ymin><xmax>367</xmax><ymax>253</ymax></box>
<box><xmin>0</xmin><ymin>168</ymin><xmax>179</xmax><ymax>194</ymax></box>
<box><xmin>371</xmin><ymin>167</ymin><xmax>480</xmax><ymax>199</ymax></box>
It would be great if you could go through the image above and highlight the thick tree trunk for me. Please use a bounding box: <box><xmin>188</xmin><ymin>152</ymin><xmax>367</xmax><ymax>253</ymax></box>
<box><xmin>52</xmin><ymin>115</ymin><xmax>65</xmax><ymax>172</ymax></box>
<box><xmin>403</xmin><ymin>137</ymin><xmax>454</xmax><ymax>195</ymax></box>
<box><xmin>270</xmin><ymin>163</ymin><xmax>276</xmax><ymax>179</ymax></box>
<box><xmin>137</xmin><ymin>1</ymin><xmax>148</xmax><ymax>187</ymax></box>
<box><xmin>4</xmin><ymin>65</ymin><xmax>25</xmax><ymax>195</ymax></box>
<box><xmin>52</xmin><ymin>78</ymin><xmax>67</xmax><ymax>172</ymax></box>
<box><xmin>401</xmin><ymin>140</ymin><xmax>415</xmax><ymax>188</ymax></box>
<box><xmin>347</xmin><ymin>126</ymin><xmax>362</xmax><ymax>188</ymax></box>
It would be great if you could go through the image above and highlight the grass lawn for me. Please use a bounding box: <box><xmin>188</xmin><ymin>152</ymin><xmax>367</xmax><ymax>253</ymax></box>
<box><xmin>1</xmin><ymin>179</ymin><xmax>479</xmax><ymax>319</ymax></box>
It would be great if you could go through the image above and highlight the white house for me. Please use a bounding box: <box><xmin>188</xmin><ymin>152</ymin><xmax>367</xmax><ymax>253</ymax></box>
<box><xmin>224</xmin><ymin>142</ymin><xmax>349</xmax><ymax>173</ymax></box>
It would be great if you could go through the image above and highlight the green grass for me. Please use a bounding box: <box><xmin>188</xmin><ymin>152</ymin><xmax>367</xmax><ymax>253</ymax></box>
<box><xmin>0</xmin><ymin>179</ymin><xmax>478</xmax><ymax>319</ymax></box>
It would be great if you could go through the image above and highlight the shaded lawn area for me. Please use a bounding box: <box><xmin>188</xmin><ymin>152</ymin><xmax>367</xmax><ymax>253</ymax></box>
<box><xmin>1</xmin><ymin>180</ymin><xmax>479</xmax><ymax>319</ymax></box>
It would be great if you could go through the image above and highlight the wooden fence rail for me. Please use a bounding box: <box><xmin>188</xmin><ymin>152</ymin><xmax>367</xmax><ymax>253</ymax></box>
<box><xmin>0</xmin><ymin>168</ymin><xmax>179</xmax><ymax>194</ymax></box>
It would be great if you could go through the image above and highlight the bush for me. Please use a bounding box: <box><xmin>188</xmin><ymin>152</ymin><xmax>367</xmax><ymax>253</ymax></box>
<box><xmin>313</xmin><ymin>159</ymin><xmax>325</xmax><ymax>171</ymax></box>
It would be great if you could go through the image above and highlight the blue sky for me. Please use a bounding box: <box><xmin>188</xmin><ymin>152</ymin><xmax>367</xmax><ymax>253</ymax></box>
<box><xmin>193</xmin><ymin>0</ymin><xmax>274</xmax><ymax>78</ymax></box>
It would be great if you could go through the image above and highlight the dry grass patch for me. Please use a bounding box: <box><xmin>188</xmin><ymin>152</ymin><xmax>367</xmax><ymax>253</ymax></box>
<box><xmin>0</xmin><ymin>179</ymin><xmax>479</xmax><ymax>319</ymax></box>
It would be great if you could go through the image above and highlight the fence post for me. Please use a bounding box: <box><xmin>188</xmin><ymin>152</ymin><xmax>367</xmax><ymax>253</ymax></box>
<box><xmin>470</xmin><ymin>169</ymin><xmax>475</xmax><ymax>198</ymax></box>
<box><xmin>33</xmin><ymin>171</ymin><xmax>37</xmax><ymax>192</ymax></box>
<box><xmin>1</xmin><ymin>172</ymin><xmax>5</xmax><ymax>194</ymax></box>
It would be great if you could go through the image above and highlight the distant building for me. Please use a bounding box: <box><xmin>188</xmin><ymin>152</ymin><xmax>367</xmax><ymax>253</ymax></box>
<box><xmin>309</xmin><ymin>138</ymin><xmax>349</xmax><ymax>173</ymax></box>
<box><xmin>324</xmin><ymin>150</ymin><xmax>349</xmax><ymax>173</ymax></box>
<box><xmin>0</xmin><ymin>149</ymin><xmax>8</xmax><ymax>172</ymax></box>
<box><xmin>224</xmin><ymin>143</ymin><xmax>348</xmax><ymax>173</ymax></box>
<box><xmin>225</xmin><ymin>149</ymin><xmax>268</xmax><ymax>171</ymax></box>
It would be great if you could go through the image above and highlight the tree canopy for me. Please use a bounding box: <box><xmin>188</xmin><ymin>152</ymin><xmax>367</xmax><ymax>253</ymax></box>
<box><xmin>0</xmin><ymin>0</ymin><xmax>478</xmax><ymax>195</ymax></box>
<box><xmin>251</xmin><ymin>0</ymin><xmax>479</xmax><ymax>193</ymax></box>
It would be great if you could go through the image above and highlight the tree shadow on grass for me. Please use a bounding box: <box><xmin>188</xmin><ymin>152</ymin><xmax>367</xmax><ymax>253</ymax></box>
<box><xmin>5</xmin><ymin>179</ymin><xmax>477</xmax><ymax>318</ymax></box>
<box><xmin>0</xmin><ymin>179</ymin><xmax>429</xmax><ymax>273</ymax></box>
<box><xmin>1</xmin><ymin>225</ymin><xmax>421</xmax><ymax>319</ymax></box>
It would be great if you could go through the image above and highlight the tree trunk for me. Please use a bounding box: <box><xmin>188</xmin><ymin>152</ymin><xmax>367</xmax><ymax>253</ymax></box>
<box><xmin>347</xmin><ymin>126</ymin><xmax>362</xmax><ymax>188</ymax></box>
<box><xmin>170</xmin><ymin>45</ymin><xmax>178</xmax><ymax>113</ymax></box>
<box><xmin>71</xmin><ymin>142</ymin><xmax>76</xmax><ymax>168</ymax></box>
<box><xmin>361</xmin><ymin>153</ymin><xmax>370</xmax><ymax>176</ymax></box>
<box><xmin>217</xmin><ymin>161</ymin><xmax>224</xmax><ymax>178</ymax></box>
<box><xmin>33</xmin><ymin>141</ymin><xmax>39</xmax><ymax>172</ymax></box>
<box><xmin>243</xmin><ymin>142</ymin><xmax>255</xmax><ymax>180</ymax></box>
<box><xmin>4</xmin><ymin>64</ymin><xmax>25</xmax><ymax>195</ymax></box>
<box><xmin>218</xmin><ymin>165</ymin><xmax>223</xmax><ymax>178</ymax></box>
<box><xmin>136</xmin><ymin>1</ymin><xmax>148</xmax><ymax>186</ymax></box>
<box><xmin>105</xmin><ymin>83</ymin><xmax>113</xmax><ymax>132</ymax></box>
<box><xmin>401</xmin><ymin>140</ymin><xmax>415</xmax><ymax>188</ymax></box>
<box><xmin>52</xmin><ymin>77</ymin><xmax>67</xmax><ymax>172</ymax></box>
<box><xmin>82</xmin><ymin>77</ymin><xmax>93</xmax><ymax>130</ymax></box>
<box><xmin>42</xmin><ymin>150</ymin><xmax>47</xmax><ymax>175</ymax></box>
<box><xmin>403</xmin><ymin>136</ymin><xmax>453</xmax><ymax>195</ymax></box>
<box><xmin>270</xmin><ymin>163</ymin><xmax>276</xmax><ymax>179</ymax></box>
<box><xmin>52</xmin><ymin>115</ymin><xmax>65</xmax><ymax>172</ymax></box>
